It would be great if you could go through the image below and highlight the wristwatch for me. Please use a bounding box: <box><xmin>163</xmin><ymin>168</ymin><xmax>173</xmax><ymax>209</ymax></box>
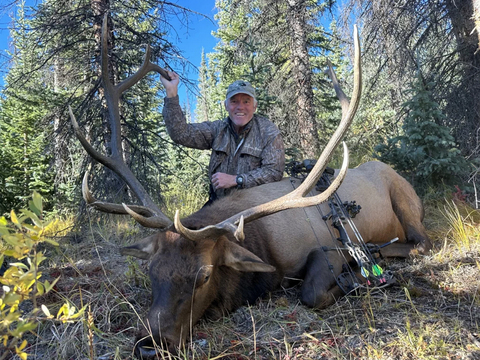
<box><xmin>236</xmin><ymin>175</ymin><xmax>245</xmax><ymax>189</ymax></box>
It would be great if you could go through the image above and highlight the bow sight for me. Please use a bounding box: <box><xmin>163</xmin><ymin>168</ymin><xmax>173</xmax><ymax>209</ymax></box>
<box><xmin>287</xmin><ymin>159</ymin><xmax>397</xmax><ymax>294</ymax></box>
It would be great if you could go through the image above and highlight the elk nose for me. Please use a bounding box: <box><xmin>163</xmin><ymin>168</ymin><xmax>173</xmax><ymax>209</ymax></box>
<box><xmin>134</xmin><ymin>334</ymin><xmax>179</xmax><ymax>358</ymax></box>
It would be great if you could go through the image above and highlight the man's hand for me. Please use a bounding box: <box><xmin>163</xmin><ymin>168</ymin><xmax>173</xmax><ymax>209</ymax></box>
<box><xmin>160</xmin><ymin>70</ymin><xmax>180</xmax><ymax>98</ymax></box>
<box><xmin>212</xmin><ymin>172</ymin><xmax>237</xmax><ymax>190</ymax></box>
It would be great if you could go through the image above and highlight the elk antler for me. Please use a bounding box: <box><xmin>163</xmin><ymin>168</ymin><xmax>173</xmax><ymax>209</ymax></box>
<box><xmin>69</xmin><ymin>13</ymin><xmax>172</xmax><ymax>228</ymax></box>
<box><xmin>175</xmin><ymin>25</ymin><xmax>362</xmax><ymax>242</ymax></box>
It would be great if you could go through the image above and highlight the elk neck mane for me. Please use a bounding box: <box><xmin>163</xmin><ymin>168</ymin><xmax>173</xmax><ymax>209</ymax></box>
<box><xmin>178</xmin><ymin>186</ymin><xmax>285</xmax><ymax>317</ymax></box>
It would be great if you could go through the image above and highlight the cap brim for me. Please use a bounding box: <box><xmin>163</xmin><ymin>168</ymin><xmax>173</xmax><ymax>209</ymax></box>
<box><xmin>226</xmin><ymin>90</ymin><xmax>256</xmax><ymax>100</ymax></box>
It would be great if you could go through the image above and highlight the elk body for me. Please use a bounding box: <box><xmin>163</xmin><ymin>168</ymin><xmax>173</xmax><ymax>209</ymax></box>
<box><xmin>70</xmin><ymin>17</ymin><xmax>431</xmax><ymax>357</ymax></box>
<box><xmin>120</xmin><ymin>161</ymin><xmax>431</xmax><ymax>356</ymax></box>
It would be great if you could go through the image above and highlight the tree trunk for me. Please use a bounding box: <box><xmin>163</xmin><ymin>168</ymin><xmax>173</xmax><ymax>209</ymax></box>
<box><xmin>53</xmin><ymin>57</ymin><xmax>62</xmax><ymax>195</ymax></box>
<box><xmin>473</xmin><ymin>0</ymin><xmax>480</xmax><ymax>52</ymax></box>
<box><xmin>444</xmin><ymin>0</ymin><xmax>480</xmax><ymax>156</ymax></box>
<box><xmin>286</xmin><ymin>0</ymin><xmax>320</xmax><ymax>159</ymax></box>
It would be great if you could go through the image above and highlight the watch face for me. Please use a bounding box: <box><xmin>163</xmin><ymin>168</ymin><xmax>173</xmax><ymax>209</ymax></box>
<box><xmin>236</xmin><ymin>176</ymin><xmax>244</xmax><ymax>186</ymax></box>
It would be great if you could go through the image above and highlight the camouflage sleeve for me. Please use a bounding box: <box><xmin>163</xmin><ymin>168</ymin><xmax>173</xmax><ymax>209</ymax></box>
<box><xmin>162</xmin><ymin>95</ymin><xmax>216</xmax><ymax>150</ymax></box>
<box><xmin>242</xmin><ymin>134</ymin><xmax>285</xmax><ymax>188</ymax></box>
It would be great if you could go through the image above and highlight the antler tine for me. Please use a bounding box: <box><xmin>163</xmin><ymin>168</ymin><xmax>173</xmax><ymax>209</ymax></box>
<box><xmin>69</xmin><ymin>105</ymin><xmax>111</xmax><ymax>166</ymax></box>
<box><xmin>117</xmin><ymin>45</ymin><xmax>171</xmax><ymax>95</ymax></box>
<box><xmin>174</xmin><ymin>25</ymin><xmax>361</xmax><ymax>241</ymax></box>
<box><xmin>122</xmin><ymin>204</ymin><xmax>173</xmax><ymax>228</ymax></box>
<box><xmin>174</xmin><ymin>211</ymin><xmax>246</xmax><ymax>242</ymax></box>
<box><xmin>81</xmin><ymin>171</ymin><xmax>165</xmax><ymax>219</ymax></box>
<box><xmin>98</xmin><ymin>13</ymin><xmax>170</xmax><ymax>98</ymax></box>
<box><xmin>70</xmin><ymin>13</ymin><xmax>173</xmax><ymax>228</ymax></box>
<box><xmin>326</xmin><ymin>59</ymin><xmax>349</xmax><ymax>115</ymax></box>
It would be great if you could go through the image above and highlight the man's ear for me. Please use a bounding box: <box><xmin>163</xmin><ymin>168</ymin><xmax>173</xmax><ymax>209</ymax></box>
<box><xmin>224</xmin><ymin>99</ymin><xmax>228</xmax><ymax>111</ymax></box>
<box><xmin>221</xmin><ymin>240</ymin><xmax>276</xmax><ymax>273</ymax></box>
<box><xmin>120</xmin><ymin>232</ymin><xmax>166</xmax><ymax>260</ymax></box>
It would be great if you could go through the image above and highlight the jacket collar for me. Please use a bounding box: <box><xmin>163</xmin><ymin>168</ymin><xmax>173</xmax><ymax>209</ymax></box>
<box><xmin>226</xmin><ymin>115</ymin><xmax>254</xmax><ymax>140</ymax></box>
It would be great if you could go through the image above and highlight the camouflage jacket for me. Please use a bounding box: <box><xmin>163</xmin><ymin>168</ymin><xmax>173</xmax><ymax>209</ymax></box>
<box><xmin>163</xmin><ymin>95</ymin><xmax>285</xmax><ymax>198</ymax></box>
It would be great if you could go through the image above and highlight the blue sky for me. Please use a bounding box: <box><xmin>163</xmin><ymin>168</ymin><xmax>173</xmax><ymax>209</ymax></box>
<box><xmin>0</xmin><ymin>0</ymin><xmax>219</xmax><ymax>110</ymax></box>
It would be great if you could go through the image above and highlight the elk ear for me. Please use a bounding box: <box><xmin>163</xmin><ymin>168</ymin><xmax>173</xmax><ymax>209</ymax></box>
<box><xmin>222</xmin><ymin>240</ymin><xmax>276</xmax><ymax>273</ymax></box>
<box><xmin>120</xmin><ymin>232</ymin><xmax>164</xmax><ymax>260</ymax></box>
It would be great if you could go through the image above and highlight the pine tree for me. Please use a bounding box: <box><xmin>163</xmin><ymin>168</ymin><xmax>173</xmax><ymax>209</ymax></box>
<box><xmin>374</xmin><ymin>73</ymin><xmax>469</xmax><ymax>193</ymax></box>
<box><xmin>0</xmin><ymin>3</ymin><xmax>55</xmax><ymax>213</ymax></box>
<box><xmin>195</xmin><ymin>50</ymin><xmax>225</xmax><ymax>122</ymax></box>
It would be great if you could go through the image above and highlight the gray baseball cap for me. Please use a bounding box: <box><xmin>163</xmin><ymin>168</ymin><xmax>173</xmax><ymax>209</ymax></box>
<box><xmin>226</xmin><ymin>80</ymin><xmax>256</xmax><ymax>101</ymax></box>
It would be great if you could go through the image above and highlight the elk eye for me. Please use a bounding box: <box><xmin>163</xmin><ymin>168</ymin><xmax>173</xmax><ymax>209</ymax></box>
<box><xmin>195</xmin><ymin>274</ymin><xmax>209</xmax><ymax>288</ymax></box>
<box><xmin>200</xmin><ymin>265</ymin><xmax>213</xmax><ymax>286</ymax></box>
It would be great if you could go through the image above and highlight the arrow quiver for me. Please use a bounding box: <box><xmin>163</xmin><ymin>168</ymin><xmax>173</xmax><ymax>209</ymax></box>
<box><xmin>287</xmin><ymin>159</ymin><xmax>396</xmax><ymax>295</ymax></box>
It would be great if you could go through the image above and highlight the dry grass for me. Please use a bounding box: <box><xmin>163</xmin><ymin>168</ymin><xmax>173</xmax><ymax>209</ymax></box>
<box><xmin>6</xmin><ymin>200</ymin><xmax>480</xmax><ymax>360</ymax></box>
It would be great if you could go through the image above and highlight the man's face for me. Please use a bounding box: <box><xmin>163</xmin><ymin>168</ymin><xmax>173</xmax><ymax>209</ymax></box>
<box><xmin>225</xmin><ymin>93</ymin><xmax>257</xmax><ymax>133</ymax></box>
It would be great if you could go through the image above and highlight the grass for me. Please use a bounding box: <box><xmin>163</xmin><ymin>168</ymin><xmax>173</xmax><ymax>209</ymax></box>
<box><xmin>162</xmin><ymin>180</ymin><xmax>209</xmax><ymax>219</ymax></box>
<box><xmin>3</xmin><ymin>199</ymin><xmax>480</xmax><ymax>359</ymax></box>
<box><xmin>441</xmin><ymin>200</ymin><xmax>480</xmax><ymax>252</ymax></box>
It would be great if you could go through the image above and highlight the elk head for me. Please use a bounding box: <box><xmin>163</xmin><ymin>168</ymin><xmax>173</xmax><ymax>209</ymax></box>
<box><xmin>70</xmin><ymin>14</ymin><xmax>362</xmax><ymax>357</ymax></box>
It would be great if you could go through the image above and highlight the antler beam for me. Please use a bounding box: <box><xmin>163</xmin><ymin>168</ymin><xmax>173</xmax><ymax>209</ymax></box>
<box><xmin>69</xmin><ymin>13</ymin><xmax>172</xmax><ymax>228</ymax></box>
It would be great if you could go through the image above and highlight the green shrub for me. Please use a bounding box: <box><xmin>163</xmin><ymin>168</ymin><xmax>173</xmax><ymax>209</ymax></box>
<box><xmin>0</xmin><ymin>192</ymin><xmax>84</xmax><ymax>359</ymax></box>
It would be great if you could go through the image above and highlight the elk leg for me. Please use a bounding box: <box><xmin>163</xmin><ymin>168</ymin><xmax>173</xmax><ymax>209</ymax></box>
<box><xmin>389</xmin><ymin>182</ymin><xmax>432</xmax><ymax>254</ymax></box>
<box><xmin>405</xmin><ymin>224</ymin><xmax>432</xmax><ymax>254</ymax></box>
<box><xmin>300</xmin><ymin>248</ymin><xmax>343</xmax><ymax>309</ymax></box>
<box><xmin>379</xmin><ymin>242</ymin><xmax>416</xmax><ymax>258</ymax></box>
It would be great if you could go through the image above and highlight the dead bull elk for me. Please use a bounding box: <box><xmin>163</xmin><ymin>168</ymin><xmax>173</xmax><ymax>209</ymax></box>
<box><xmin>70</xmin><ymin>16</ymin><xmax>432</xmax><ymax>357</ymax></box>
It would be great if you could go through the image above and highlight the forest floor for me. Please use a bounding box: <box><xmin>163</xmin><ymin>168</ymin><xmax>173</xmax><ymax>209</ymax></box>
<box><xmin>5</xmin><ymin>199</ymin><xmax>480</xmax><ymax>360</ymax></box>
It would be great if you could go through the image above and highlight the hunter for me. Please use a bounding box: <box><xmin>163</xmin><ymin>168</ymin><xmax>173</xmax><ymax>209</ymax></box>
<box><xmin>160</xmin><ymin>71</ymin><xmax>285</xmax><ymax>203</ymax></box>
